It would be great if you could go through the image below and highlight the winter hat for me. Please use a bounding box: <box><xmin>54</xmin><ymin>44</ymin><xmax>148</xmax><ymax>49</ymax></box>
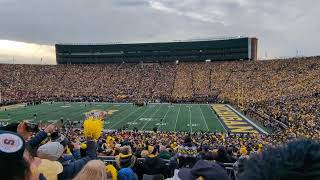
<box><xmin>239</xmin><ymin>146</ymin><xmax>248</xmax><ymax>156</ymax></box>
<box><xmin>0</xmin><ymin>130</ymin><xmax>25</xmax><ymax>160</ymax></box>
<box><xmin>37</xmin><ymin>142</ymin><xmax>64</xmax><ymax>161</ymax></box>
<box><xmin>37</xmin><ymin>159</ymin><xmax>63</xmax><ymax>180</ymax></box>
<box><xmin>118</xmin><ymin>167</ymin><xmax>135</xmax><ymax>180</ymax></box>
<box><xmin>178</xmin><ymin>160</ymin><xmax>230</xmax><ymax>180</ymax></box>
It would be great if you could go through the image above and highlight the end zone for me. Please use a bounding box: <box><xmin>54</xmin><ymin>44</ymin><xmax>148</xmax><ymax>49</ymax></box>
<box><xmin>212</xmin><ymin>104</ymin><xmax>268</xmax><ymax>135</ymax></box>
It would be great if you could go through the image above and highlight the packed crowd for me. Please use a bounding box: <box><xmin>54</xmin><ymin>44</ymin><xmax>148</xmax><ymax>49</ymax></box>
<box><xmin>0</xmin><ymin>63</ymin><xmax>177</xmax><ymax>103</ymax></box>
<box><xmin>1</xmin><ymin>57</ymin><xmax>320</xmax><ymax>179</ymax></box>
<box><xmin>1</xmin><ymin>57</ymin><xmax>319</xmax><ymax>103</ymax></box>
<box><xmin>2</xmin><ymin>121</ymin><xmax>319</xmax><ymax>180</ymax></box>
<box><xmin>1</xmin><ymin>57</ymin><xmax>319</xmax><ymax>137</ymax></box>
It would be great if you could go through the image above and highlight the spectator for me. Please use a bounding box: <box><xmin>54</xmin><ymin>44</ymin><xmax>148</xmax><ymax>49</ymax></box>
<box><xmin>115</xmin><ymin>146</ymin><xmax>142</xmax><ymax>178</ymax></box>
<box><xmin>142</xmin><ymin>146</ymin><xmax>168</xmax><ymax>178</ymax></box>
<box><xmin>215</xmin><ymin>146</ymin><xmax>235</xmax><ymax>163</ymax></box>
<box><xmin>118</xmin><ymin>167</ymin><xmax>137</xmax><ymax>180</ymax></box>
<box><xmin>158</xmin><ymin>145</ymin><xmax>171</xmax><ymax>160</ymax></box>
<box><xmin>166</xmin><ymin>160</ymin><xmax>230</xmax><ymax>180</ymax></box>
<box><xmin>176</xmin><ymin>136</ymin><xmax>198</xmax><ymax>168</ymax></box>
<box><xmin>73</xmin><ymin>160</ymin><xmax>107</xmax><ymax>180</ymax></box>
<box><xmin>239</xmin><ymin>139</ymin><xmax>320</xmax><ymax>180</ymax></box>
<box><xmin>0</xmin><ymin>130</ymin><xmax>35</xmax><ymax>180</ymax></box>
<box><xmin>36</xmin><ymin>138</ymin><xmax>97</xmax><ymax>180</ymax></box>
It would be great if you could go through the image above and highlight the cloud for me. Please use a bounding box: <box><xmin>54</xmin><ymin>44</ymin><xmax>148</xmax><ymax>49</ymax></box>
<box><xmin>0</xmin><ymin>40</ymin><xmax>55</xmax><ymax>64</ymax></box>
<box><xmin>148</xmin><ymin>0</ymin><xmax>226</xmax><ymax>25</ymax></box>
<box><xmin>0</xmin><ymin>0</ymin><xmax>319</xmax><ymax>64</ymax></box>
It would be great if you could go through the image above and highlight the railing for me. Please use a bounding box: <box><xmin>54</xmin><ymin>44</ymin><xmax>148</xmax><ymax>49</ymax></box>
<box><xmin>97</xmin><ymin>156</ymin><xmax>235</xmax><ymax>179</ymax></box>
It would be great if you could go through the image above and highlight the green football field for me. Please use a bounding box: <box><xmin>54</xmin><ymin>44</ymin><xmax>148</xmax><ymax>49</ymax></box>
<box><xmin>0</xmin><ymin>102</ymin><xmax>226</xmax><ymax>132</ymax></box>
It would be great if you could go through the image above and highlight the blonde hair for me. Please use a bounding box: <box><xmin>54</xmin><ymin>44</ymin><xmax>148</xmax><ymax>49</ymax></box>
<box><xmin>73</xmin><ymin>160</ymin><xmax>107</xmax><ymax>180</ymax></box>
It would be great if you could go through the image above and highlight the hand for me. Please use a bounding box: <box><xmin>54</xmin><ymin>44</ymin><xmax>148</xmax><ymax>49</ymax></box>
<box><xmin>73</xmin><ymin>142</ymin><xmax>81</xmax><ymax>150</ymax></box>
<box><xmin>17</xmin><ymin>121</ymin><xmax>32</xmax><ymax>140</ymax></box>
<box><xmin>44</xmin><ymin>123</ymin><xmax>56</xmax><ymax>133</ymax></box>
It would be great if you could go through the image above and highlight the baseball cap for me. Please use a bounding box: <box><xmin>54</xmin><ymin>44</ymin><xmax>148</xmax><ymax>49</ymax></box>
<box><xmin>0</xmin><ymin>130</ymin><xmax>25</xmax><ymax>160</ymax></box>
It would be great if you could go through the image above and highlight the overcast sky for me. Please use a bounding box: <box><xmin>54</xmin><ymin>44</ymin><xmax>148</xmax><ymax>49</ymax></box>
<box><xmin>0</xmin><ymin>0</ymin><xmax>319</xmax><ymax>64</ymax></box>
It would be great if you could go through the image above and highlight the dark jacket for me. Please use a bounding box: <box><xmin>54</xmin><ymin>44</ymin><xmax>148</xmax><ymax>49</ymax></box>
<box><xmin>58</xmin><ymin>140</ymin><xmax>97</xmax><ymax>180</ymax></box>
<box><xmin>142</xmin><ymin>156</ymin><xmax>168</xmax><ymax>177</ymax></box>
<box><xmin>215</xmin><ymin>146</ymin><xmax>234</xmax><ymax>163</ymax></box>
<box><xmin>27</xmin><ymin>131</ymin><xmax>48</xmax><ymax>149</ymax></box>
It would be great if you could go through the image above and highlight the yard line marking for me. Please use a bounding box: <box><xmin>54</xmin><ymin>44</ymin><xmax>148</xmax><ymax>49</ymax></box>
<box><xmin>189</xmin><ymin>106</ymin><xmax>192</xmax><ymax>133</ymax></box>
<box><xmin>129</xmin><ymin>107</ymin><xmax>153</xmax><ymax>127</ymax></box>
<box><xmin>140</xmin><ymin>105</ymin><xmax>163</xmax><ymax>130</ymax></box>
<box><xmin>208</xmin><ymin>105</ymin><xmax>228</xmax><ymax>132</ymax></box>
<box><xmin>158</xmin><ymin>105</ymin><xmax>172</xmax><ymax>131</ymax></box>
<box><xmin>108</xmin><ymin>104</ymin><xmax>133</xmax><ymax>118</ymax></box>
<box><xmin>173</xmin><ymin>104</ymin><xmax>181</xmax><ymax>131</ymax></box>
<box><xmin>110</xmin><ymin>107</ymin><xmax>142</xmax><ymax>128</ymax></box>
<box><xmin>0</xmin><ymin>119</ymin><xmax>11</xmax><ymax>121</ymax></box>
<box><xmin>199</xmin><ymin>105</ymin><xmax>209</xmax><ymax>131</ymax></box>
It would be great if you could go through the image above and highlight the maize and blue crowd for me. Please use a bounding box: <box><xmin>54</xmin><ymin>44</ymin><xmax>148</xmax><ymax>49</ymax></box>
<box><xmin>0</xmin><ymin>56</ymin><xmax>320</xmax><ymax>180</ymax></box>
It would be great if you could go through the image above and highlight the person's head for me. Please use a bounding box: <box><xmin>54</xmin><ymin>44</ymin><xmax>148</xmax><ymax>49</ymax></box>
<box><xmin>140</xmin><ymin>149</ymin><xmax>149</xmax><ymax>158</ymax></box>
<box><xmin>159</xmin><ymin>145</ymin><xmax>166</xmax><ymax>153</ymax></box>
<box><xmin>178</xmin><ymin>160</ymin><xmax>230</xmax><ymax>180</ymax></box>
<box><xmin>37</xmin><ymin>142</ymin><xmax>64</xmax><ymax>161</ymax></box>
<box><xmin>239</xmin><ymin>139</ymin><xmax>320</xmax><ymax>180</ymax></box>
<box><xmin>0</xmin><ymin>130</ymin><xmax>31</xmax><ymax>180</ymax></box>
<box><xmin>73</xmin><ymin>160</ymin><xmax>107</xmax><ymax>180</ymax></box>
<box><xmin>184</xmin><ymin>136</ymin><xmax>192</xmax><ymax>144</ymax></box>
<box><xmin>239</xmin><ymin>146</ymin><xmax>248</xmax><ymax>156</ymax></box>
<box><xmin>119</xmin><ymin>146</ymin><xmax>132</xmax><ymax>157</ymax></box>
<box><xmin>118</xmin><ymin>167</ymin><xmax>136</xmax><ymax>180</ymax></box>
<box><xmin>148</xmin><ymin>146</ymin><xmax>158</xmax><ymax>158</ymax></box>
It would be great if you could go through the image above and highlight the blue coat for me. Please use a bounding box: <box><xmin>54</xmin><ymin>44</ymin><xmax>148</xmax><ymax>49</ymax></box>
<box><xmin>58</xmin><ymin>140</ymin><xmax>97</xmax><ymax>180</ymax></box>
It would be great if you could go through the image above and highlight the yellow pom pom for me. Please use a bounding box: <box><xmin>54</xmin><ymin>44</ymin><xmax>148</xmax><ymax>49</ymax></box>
<box><xmin>83</xmin><ymin>116</ymin><xmax>103</xmax><ymax>140</ymax></box>
<box><xmin>66</xmin><ymin>146</ymin><xmax>71</xmax><ymax>155</ymax></box>
<box><xmin>81</xmin><ymin>143</ymin><xmax>87</xmax><ymax>149</ymax></box>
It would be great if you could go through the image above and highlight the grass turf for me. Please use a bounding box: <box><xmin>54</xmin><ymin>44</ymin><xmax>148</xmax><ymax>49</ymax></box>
<box><xmin>0</xmin><ymin>102</ymin><xmax>226</xmax><ymax>132</ymax></box>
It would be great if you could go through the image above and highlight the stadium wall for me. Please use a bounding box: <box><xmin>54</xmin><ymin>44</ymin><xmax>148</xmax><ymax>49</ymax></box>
<box><xmin>55</xmin><ymin>37</ymin><xmax>258</xmax><ymax>64</ymax></box>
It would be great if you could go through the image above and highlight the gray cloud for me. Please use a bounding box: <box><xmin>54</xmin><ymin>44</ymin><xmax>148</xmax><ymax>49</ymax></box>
<box><xmin>0</xmin><ymin>0</ymin><xmax>319</xmax><ymax>64</ymax></box>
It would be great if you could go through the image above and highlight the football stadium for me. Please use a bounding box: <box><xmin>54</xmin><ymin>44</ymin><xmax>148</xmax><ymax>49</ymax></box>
<box><xmin>1</xmin><ymin>2</ymin><xmax>320</xmax><ymax>179</ymax></box>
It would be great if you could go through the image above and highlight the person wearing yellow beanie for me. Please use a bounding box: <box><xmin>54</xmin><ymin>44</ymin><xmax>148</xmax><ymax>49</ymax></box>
<box><xmin>239</xmin><ymin>146</ymin><xmax>248</xmax><ymax>156</ymax></box>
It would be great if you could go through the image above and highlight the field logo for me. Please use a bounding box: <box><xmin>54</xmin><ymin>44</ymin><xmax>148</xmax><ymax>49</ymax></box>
<box><xmin>84</xmin><ymin>109</ymin><xmax>107</xmax><ymax>119</ymax></box>
<box><xmin>84</xmin><ymin>109</ymin><xmax>118</xmax><ymax>119</ymax></box>
<box><xmin>212</xmin><ymin>104</ymin><xmax>259</xmax><ymax>133</ymax></box>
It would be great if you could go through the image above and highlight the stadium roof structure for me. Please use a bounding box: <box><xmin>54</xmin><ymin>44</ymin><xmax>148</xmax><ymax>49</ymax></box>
<box><xmin>55</xmin><ymin>37</ymin><xmax>258</xmax><ymax>64</ymax></box>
